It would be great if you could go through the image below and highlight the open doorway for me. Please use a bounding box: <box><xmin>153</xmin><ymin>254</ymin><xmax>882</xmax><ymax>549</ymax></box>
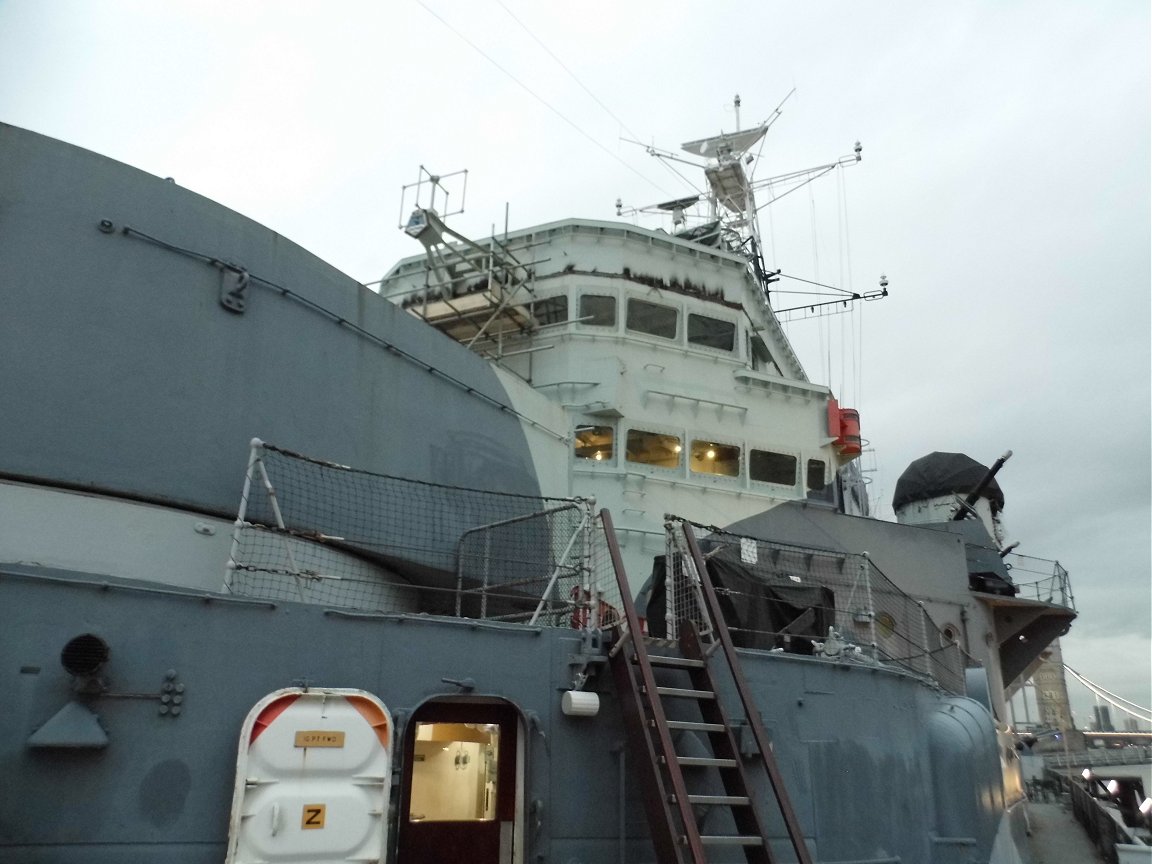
<box><xmin>397</xmin><ymin>699</ymin><xmax>521</xmax><ymax>864</ymax></box>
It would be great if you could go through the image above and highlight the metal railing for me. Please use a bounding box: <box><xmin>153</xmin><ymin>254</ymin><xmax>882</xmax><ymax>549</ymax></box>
<box><xmin>1046</xmin><ymin>747</ymin><xmax>1152</xmax><ymax>770</ymax></box>
<box><xmin>1054</xmin><ymin>778</ymin><xmax>1144</xmax><ymax>862</ymax></box>
<box><xmin>661</xmin><ymin>516</ymin><xmax>975</xmax><ymax>695</ymax></box>
<box><xmin>1004</xmin><ymin>552</ymin><xmax>1075</xmax><ymax>609</ymax></box>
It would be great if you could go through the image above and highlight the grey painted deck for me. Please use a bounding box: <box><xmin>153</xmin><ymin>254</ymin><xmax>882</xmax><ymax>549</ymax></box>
<box><xmin>1027</xmin><ymin>801</ymin><xmax>1106</xmax><ymax>863</ymax></box>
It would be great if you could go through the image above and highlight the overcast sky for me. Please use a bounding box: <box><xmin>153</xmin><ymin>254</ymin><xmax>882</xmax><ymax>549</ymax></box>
<box><xmin>1</xmin><ymin>1</ymin><xmax>1148</xmax><ymax>727</ymax></box>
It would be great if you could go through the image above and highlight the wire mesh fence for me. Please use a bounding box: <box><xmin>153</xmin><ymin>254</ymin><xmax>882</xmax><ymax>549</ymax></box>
<box><xmin>662</xmin><ymin>517</ymin><xmax>973</xmax><ymax>695</ymax></box>
<box><xmin>225</xmin><ymin>441</ymin><xmax>621</xmax><ymax>628</ymax></box>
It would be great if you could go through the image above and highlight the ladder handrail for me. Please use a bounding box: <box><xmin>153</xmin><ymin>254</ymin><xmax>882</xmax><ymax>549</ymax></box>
<box><xmin>680</xmin><ymin>521</ymin><xmax>815</xmax><ymax>864</ymax></box>
<box><xmin>601</xmin><ymin>509</ymin><xmax>703</xmax><ymax>863</ymax></box>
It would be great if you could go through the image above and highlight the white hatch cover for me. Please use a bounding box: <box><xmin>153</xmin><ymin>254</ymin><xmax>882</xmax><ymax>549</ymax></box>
<box><xmin>226</xmin><ymin>688</ymin><xmax>393</xmax><ymax>864</ymax></box>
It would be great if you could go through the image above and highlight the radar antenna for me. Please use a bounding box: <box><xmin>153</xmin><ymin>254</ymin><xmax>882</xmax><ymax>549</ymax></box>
<box><xmin>397</xmin><ymin>167</ymin><xmax>536</xmax><ymax>350</ymax></box>
<box><xmin>621</xmin><ymin>93</ymin><xmax>882</xmax><ymax>316</ymax></box>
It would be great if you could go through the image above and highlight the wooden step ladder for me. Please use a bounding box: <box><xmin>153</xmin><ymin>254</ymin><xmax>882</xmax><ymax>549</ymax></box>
<box><xmin>601</xmin><ymin>510</ymin><xmax>813</xmax><ymax>864</ymax></box>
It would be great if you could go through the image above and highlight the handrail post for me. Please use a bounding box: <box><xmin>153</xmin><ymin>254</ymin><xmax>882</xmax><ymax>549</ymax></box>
<box><xmin>680</xmin><ymin>520</ymin><xmax>815</xmax><ymax>864</ymax></box>
<box><xmin>861</xmin><ymin>553</ymin><xmax>878</xmax><ymax>661</ymax></box>
<box><xmin>224</xmin><ymin>438</ymin><xmax>263</xmax><ymax>592</ymax></box>
<box><xmin>601</xmin><ymin>509</ymin><xmax>700</xmax><ymax>864</ymax></box>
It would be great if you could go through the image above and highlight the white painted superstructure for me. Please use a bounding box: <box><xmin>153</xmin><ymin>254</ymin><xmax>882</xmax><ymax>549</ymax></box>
<box><xmin>381</xmin><ymin>217</ymin><xmax>864</xmax><ymax>585</ymax></box>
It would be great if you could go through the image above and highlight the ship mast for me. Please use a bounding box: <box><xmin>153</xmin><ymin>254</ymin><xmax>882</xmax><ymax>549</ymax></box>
<box><xmin>625</xmin><ymin>93</ymin><xmax>879</xmax><ymax>314</ymax></box>
<box><xmin>680</xmin><ymin>93</ymin><xmax>772</xmax><ymax>267</ymax></box>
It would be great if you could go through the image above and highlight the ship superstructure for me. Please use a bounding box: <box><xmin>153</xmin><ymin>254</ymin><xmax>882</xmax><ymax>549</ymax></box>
<box><xmin>382</xmin><ymin>216</ymin><xmax>862</xmax><ymax>576</ymax></box>
<box><xmin>380</xmin><ymin>115</ymin><xmax>870</xmax><ymax>585</ymax></box>
<box><xmin>0</xmin><ymin>116</ymin><xmax>1076</xmax><ymax>864</ymax></box>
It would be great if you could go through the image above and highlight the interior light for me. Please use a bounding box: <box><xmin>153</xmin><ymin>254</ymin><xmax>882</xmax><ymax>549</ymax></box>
<box><xmin>594</xmin><ymin>451</ymin><xmax>602</xmax><ymax>461</ymax></box>
<box><xmin>1106</xmin><ymin>779</ymin><xmax>1120</xmax><ymax>796</ymax></box>
<box><xmin>673</xmin><ymin>444</ymin><xmax>682</xmax><ymax>453</ymax></box>
<box><xmin>1082</xmin><ymin>768</ymin><xmax>1093</xmax><ymax>780</ymax></box>
<box><xmin>1139</xmin><ymin>797</ymin><xmax>1152</xmax><ymax>815</ymax></box>
<box><xmin>706</xmin><ymin>449</ymin><xmax>716</xmax><ymax>460</ymax></box>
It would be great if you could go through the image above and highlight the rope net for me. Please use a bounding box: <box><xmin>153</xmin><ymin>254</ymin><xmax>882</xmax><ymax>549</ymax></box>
<box><xmin>226</xmin><ymin>442</ymin><xmax>621</xmax><ymax>629</ymax></box>
<box><xmin>661</xmin><ymin>517</ymin><xmax>973</xmax><ymax>695</ymax></box>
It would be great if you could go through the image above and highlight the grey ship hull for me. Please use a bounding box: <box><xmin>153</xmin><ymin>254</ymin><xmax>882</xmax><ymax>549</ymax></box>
<box><xmin>0</xmin><ymin>124</ymin><xmax>1027</xmax><ymax>863</ymax></box>
<box><xmin>1</xmin><ymin>564</ymin><xmax>1019</xmax><ymax>863</ymax></box>
<box><xmin>0</xmin><ymin>123</ymin><xmax>542</xmax><ymax>520</ymax></box>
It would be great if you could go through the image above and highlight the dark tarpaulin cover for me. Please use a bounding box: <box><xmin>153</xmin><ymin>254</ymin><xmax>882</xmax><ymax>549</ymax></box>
<box><xmin>892</xmin><ymin>451</ymin><xmax>1005</xmax><ymax>513</ymax></box>
<box><xmin>645</xmin><ymin>555</ymin><xmax>834</xmax><ymax>654</ymax></box>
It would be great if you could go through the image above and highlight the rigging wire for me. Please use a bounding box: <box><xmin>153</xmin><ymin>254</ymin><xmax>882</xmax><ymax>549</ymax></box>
<box><xmin>651</xmin><ymin>157</ymin><xmax>707</xmax><ymax>198</ymax></box>
<box><xmin>846</xmin><ymin>173</ymin><xmax>865</xmax><ymax>410</ymax></box>
<box><xmin>496</xmin><ymin>0</ymin><xmax>692</xmax><ymax>197</ymax></box>
<box><xmin>838</xmin><ymin>166</ymin><xmax>861</xmax><ymax>408</ymax></box>
<box><xmin>808</xmin><ymin>183</ymin><xmax>829</xmax><ymax>384</ymax></box>
<box><xmin>837</xmin><ymin>173</ymin><xmax>846</xmax><ymax>401</ymax></box>
<box><xmin>617</xmin><ymin>136</ymin><xmax>708</xmax><ymax>197</ymax></box>
<box><xmin>495</xmin><ymin>0</ymin><xmax>634</xmax><ymax>137</ymax></box>
<box><xmin>414</xmin><ymin>0</ymin><xmax>668</xmax><ymax>196</ymax></box>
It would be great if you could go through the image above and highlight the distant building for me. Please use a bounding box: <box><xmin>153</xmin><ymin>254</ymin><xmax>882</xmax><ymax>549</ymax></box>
<box><xmin>1092</xmin><ymin>705</ymin><xmax>1114</xmax><ymax>732</ymax></box>
<box><xmin>1123</xmin><ymin>716</ymin><xmax>1140</xmax><ymax>733</ymax></box>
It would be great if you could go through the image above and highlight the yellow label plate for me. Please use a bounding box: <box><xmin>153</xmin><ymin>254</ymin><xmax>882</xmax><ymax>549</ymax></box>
<box><xmin>294</xmin><ymin>730</ymin><xmax>346</xmax><ymax>748</ymax></box>
<box><xmin>301</xmin><ymin>803</ymin><xmax>326</xmax><ymax>829</ymax></box>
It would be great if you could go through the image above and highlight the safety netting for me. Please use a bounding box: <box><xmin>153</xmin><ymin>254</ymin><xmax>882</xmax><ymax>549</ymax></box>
<box><xmin>225</xmin><ymin>441</ymin><xmax>621</xmax><ymax>629</ymax></box>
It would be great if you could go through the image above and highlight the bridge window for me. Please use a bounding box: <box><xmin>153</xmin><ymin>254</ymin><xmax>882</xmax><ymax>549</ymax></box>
<box><xmin>807</xmin><ymin>459</ymin><xmax>827</xmax><ymax>492</ymax></box>
<box><xmin>579</xmin><ymin>295</ymin><xmax>615</xmax><ymax>327</ymax></box>
<box><xmin>749</xmin><ymin>334</ymin><xmax>783</xmax><ymax>375</ymax></box>
<box><xmin>690</xmin><ymin>440</ymin><xmax>740</xmax><ymax>477</ymax></box>
<box><xmin>688</xmin><ymin>313</ymin><xmax>735</xmax><ymax>351</ymax></box>
<box><xmin>626</xmin><ymin>429</ymin><xmax>682</xmax><ymax>469</ymax></box>
<box><xmin>626</xmin><ymin>299</ymin><xmax>677</xmax><ymax>339</ymax></box>
<box><xmin>533</xmin><ymin>295</ymin><xmax>568</xmax><ymax>326</ymax></box>
<box><xmin>750</xmin><ymin>450</ymin><xmax>797</xmax><ymax>486</ymax></box>
<box><xmin>574</xmin><ymin>425</ymin><xmax>614</xmax><ymax>462</ymax></box>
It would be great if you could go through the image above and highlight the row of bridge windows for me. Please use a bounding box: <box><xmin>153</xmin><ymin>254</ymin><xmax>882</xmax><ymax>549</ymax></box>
<box><xmin>574</xmin><ymin>425</ymin><xmax>827</xmax><ymax>493</ymax></box>
<box><xmin>534</xmin><ymin>294</ymin><xmax>737</xmax><ymax>352</ymax></box>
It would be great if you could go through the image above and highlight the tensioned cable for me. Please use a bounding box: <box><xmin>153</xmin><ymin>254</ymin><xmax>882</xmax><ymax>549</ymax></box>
<box><xmin>493</xmin><ymin>2</ymin><xmax>636</xmax><ymax>141</ymax></box>
<box><xmin>1064</xmin><ymin>664</ymin><xmax>1151</xmax><ymax>716</ymax></box>
<box><xmin>493</xmin><ymin>1</ymin><xmax>702</xmax><ymax>199</ymax></box>
<box><xmin>808</xmin><ymin>184</ymin><xmax>830</xmax><ymax>384</ymax></box>
<box><xmin>844</xmin><ymin>173</ymin><xmax>864</xmax><ymax>410</ymax></box>
<box><xmin>837</xmin><ymin>174</ymin><xmax>846</xmax><ymax>401</ymax></box>
<box><xmin>837</xmin><ymin>167</ymin><xmax>861</xmax><ymax>408</ymax></box>
<box><xmin>416</xmin><ymin>0</ymin><xmax>668</xmax><ymax>196</ymax></box>
<box><xmin>649</xmin><ymin>155</ymin><xmax>706</xmax><ymax>198</ymax></box>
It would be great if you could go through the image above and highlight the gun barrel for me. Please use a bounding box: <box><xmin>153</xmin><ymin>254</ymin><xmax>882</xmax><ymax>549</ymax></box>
<box><xmin>951</xmin><ymin>450</ymin><xmax>1013</xmax><ymax>521</ymax></box>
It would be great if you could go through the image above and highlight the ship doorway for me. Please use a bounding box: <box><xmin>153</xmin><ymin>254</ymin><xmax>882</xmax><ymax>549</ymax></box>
<box><xmin>397</xmin><ymin>698</ymin><xmax>522</xmax><ymax>864</ymax></box>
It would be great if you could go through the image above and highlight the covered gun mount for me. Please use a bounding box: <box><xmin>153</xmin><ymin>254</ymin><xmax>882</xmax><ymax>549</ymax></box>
<box><xmin>951</xmin><ymin>450</ymin><xmax>1013</xmax><ymax>521</ymax></box>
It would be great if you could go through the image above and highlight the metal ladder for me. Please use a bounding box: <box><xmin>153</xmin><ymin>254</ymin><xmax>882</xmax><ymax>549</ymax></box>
<box><xmin>601</xmin><ymin>510</ymin><xmax>814</xmax><ymax>864</ymax></box>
